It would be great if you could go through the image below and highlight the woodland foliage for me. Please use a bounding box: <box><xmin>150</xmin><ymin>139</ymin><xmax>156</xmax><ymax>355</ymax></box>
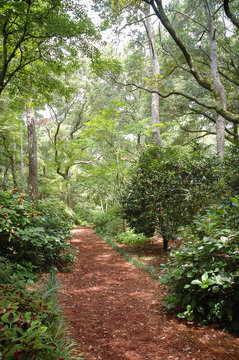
<box><xmin>0</xmin><ymin>190</ymin><xmax>78</xmax><ymax>359</ymax></box>
<box><xmin>120</xmin><ymin>144</ymin><xmax>239</xmax><ymax>331</ymax></box>
<box><xmin>0</xmin><ymin>189</ymin><xmax>75</xmax><ymax>271</ymax></box>
<box><xmin>122</xmin><ymin>145</ymin><xmax>223</xmax><ymax>248</ymax></box>
<box><xmin>0</xmin><ymin>0</ymin><xmax>239</xmax><ymax>340</ymax></box>
<box><xmin>161</xmin><ymin>197</ymin><xmax>239</xmax><ymax>333</ymax></box>
<box><xmin>0</xmin><ymin>279</ymin><xmax>82</xmax><ymax>359</ymax></box>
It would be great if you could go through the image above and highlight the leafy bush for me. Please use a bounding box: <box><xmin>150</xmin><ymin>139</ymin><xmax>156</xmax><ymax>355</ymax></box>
<box><xmin>73</xmin><ymin>205</ymin><xmax>92</xmax><ymax>226</ymax></box>
<box><xmin>122</xmin><ymin>145</ymin><xmax>222</xmax><ymax>249</ymax></box>
<box><xmin>92</xmin><ymin>211</ymin><xmax>123</xmax><ymax>237</ymax></box>
<box><xmin>0</xmin><ymin>280</ymin><xmax>81</xmax><ymax>359</ymax></box>
<box><xmin>0</xmin><ymin>190</ymin><xmax>76</xmax><ymax>271</ymax></box>
<box><xmin>224</xmin><ymin>146</ymin><xmax>239</xmax><ymax>196</ymax></box>
<box><xmin>39</xmin><ymin>197</ymin><xmax>74</xmax><ymax>236</ymax></box>
<box><xmin>160</xmin><ymin>197</ymin><xmax>239</xmax><ymax>332</ymax></box>
<box><xmin>114</xmin><ymin>231</ymin><xmax>147</xmax><ymax>246</ymax></box>
<box><xmin>0</xmin><ymin>257</ymin><xmax>37</xmax><ymax>286</ymax></box>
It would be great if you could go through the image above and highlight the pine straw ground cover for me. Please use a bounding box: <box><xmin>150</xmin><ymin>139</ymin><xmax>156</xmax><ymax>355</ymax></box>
<box><xmin>57</xmin><ymin>227</ymin><xmax>239</xmax><ymax>360</ymax></box>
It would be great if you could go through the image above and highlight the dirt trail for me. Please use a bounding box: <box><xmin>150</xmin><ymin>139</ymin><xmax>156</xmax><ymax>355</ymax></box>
<box><xmin>57</xmin><ymin>227</ymin><xmax>239</xmax><ymax>360</ymax></box>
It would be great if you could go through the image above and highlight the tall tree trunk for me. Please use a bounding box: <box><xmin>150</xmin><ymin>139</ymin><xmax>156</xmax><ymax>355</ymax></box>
<box><xmin>3</xmin><ymin>164</ymin><xmax>9</xmax><ymax>191</ymax></box>
<box><xmin>20</xmin><ymin>132</ymin><xmax>24</xmax><ymax>189</ymax></box>
<box><xmin>27</xmin><ymin>104</ymin><xmax>38</xmax><ymax>200</ymax></box>
<box><xmin>11</xmin><ymin>142</ymin><xmax>18</xmax><ymax>188</ymax></box>
<box><xmin>40</xmin><ymin>165</ymin><xmax>47</xmax><ymax>200</ymax></box>
<box><xmin>99</xmin><ymin>195</ymin><xmax>104</xmax><ymax>212</ymax></box>
<box><xmin>66</xmin><ymin>168</ymin><xmax>73</xmax><ymax>209</ymax></box>
<box><xmin>233</xmin><ymin>123</ymin><xmax>238</xmax><ymax>143</ymax></box>
<box><xmin>144</xmin><ymin>5</ymin><xmax>162</xmax><ymax>145</ymax></box>
<box><xmin>205</xmin><ymin>1</ymin><xmax>227</xmax><ymax>158</ymax></box>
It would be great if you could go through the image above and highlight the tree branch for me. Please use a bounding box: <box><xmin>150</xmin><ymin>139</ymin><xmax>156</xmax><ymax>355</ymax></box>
<box><xmin>224</xmin><ymin>0</ymin><xmax>239</xmax><ymax>28</ymax></box>
<box><xmin>184</xmin><ymin>108</ymin><xmax>239</xmax><ymax>139</ymax></box>
<box><xmin>182</xmin><ymin>132</ymin><xmax>215</xmax><ymax>146</ymax></box>
<box><xmin>144</xmin><ymin>0</ymin><xmax>214</xmax><ymax>91</ymax></box>
<box><xmin>113</xmin><ymin>77</ymin><xmax>239</xmax><ymax>123</ymax></box>
<box><xmin>172</xmin><ymin>10</ymin><xmax>207</xmax><ymax>31</ymax></box>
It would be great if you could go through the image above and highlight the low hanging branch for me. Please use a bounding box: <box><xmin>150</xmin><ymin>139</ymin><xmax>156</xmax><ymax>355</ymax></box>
<box><xmin>113</xmin><ymin>77</ymin><xmax>239</xmax><ymax>124</ymax></box>
<box><xmin>189</xmin><ymin>107</ymin><xmax>239</xmax><ymax>139</ymax></box>
<box><xmin>180</xmin><ymin>127</ymin><xmax>216</xmax><ymax>135</ymax></box>
<box><xmin>181</xmin><ymin>132</ymin><xmax>216</xmax><ymax>146</ymax></box>
<box><xmin>181</xmin><ymin>125</ymin><xmax>237</xmax><ymax>144</ymax></box>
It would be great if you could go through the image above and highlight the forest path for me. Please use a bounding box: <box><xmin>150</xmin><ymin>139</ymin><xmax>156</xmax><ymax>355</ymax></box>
<box><xmin>57</xmin><ymin>227</ymin><xmax>239</xmax><ymax>360</ymax></box>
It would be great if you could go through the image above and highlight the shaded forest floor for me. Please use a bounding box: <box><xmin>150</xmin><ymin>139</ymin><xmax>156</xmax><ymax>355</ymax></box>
<box><xmin>57</xmin><ymin>227</ymin><xmax>239</xmax><ymax>360</ymax></box>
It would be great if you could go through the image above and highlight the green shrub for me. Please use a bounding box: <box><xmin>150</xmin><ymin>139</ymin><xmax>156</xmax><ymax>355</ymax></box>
<box><xmin>107</xmin><ymin>205</ymin><xmax>123</xmax><ymax>217</ymax></box>
<box><xmin>160</xmin><ymin>196</ymin><xmax>239</xmax><ymax>332</ymax></box>
<box><xmin>92</xmin><ymin>211</ymin><xmax>123</xmax><ymax>237</ymax></box>
<box><xmin>73</xmin><ymin>205</ymin><xmax>92</xmax><ymax>225</ymax></box>
<box><xmin>0</xmin><ymin>257</ymin><xmax>36</xmax><ymax>286</ymax></box>
<box><xmin>122</xmin><ymin>145</ymin><xmax>222</xmax><ymax>249</ymax></box>
<box><xmin>0</xmin><ymin>190</ymin><xmax>76</xmax><ymax>271</ymax></box>
<box><xmin>114</xmin><ymin>231</ymin><xmax>147</xmax><ymax>246</ymax></box>
<box><xmin>224</xmin><ymin>146</ymin><xmax>239</xmax><ymax>196</ymax></box>
<box><xmin>0</xmin><ymin>281</ymin><xmax>81</xmax><ymax>359</ymax></box>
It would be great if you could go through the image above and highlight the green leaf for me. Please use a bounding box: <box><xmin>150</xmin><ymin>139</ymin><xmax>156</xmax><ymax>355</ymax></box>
<box><xmin>191</xmin><ymin>279</ymin><xmax>202</xmax><ymax>285</ymax></box>
<box><xmin>201</xmin><ymin>273</ymin><xmax>208</xmax><ymax>282</ymax></box>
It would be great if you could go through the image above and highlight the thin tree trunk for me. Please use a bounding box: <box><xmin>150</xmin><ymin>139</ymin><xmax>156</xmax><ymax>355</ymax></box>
<box><xmin>11</xmin><ymin>142</ymin><xmax>18</xmax><ymax>188</ymax></box>
<box><xmin>99</xmin><ymin>195</ymin><xmax>104</xmax><ymax>212</ymax></box>
<box><xmin>3</xmin><ymin>164</ymin><xmax>9</xmax><ymax>191</ymax></box>
<box><xmin>137</xmin><ymin>133</ymin><xmax>141</xmax><ymax>146</ymax></box>
<box><xmin>27</xmin><ymin>104</ymin><xmax>38</xmax><ymax>200</ymax></box>
<box><xmin>66</xmin><ymin>169</ymin><xmax>73</xmax><ymax>209</ymax></box>
<box><xmin>205</xmin><ymin>1</ymin><xmax>227</xmax><ymax>158</ymax></box>
<box><xmin>144</xmin><ymin>5</ymin><xmax>162</xmax><ymax>145</ymax></box>
<box><xmin>233</xmin><ymin>123</ymin><xmax>238</xmax><ymax>143</ymax></box>
<box><xmin>123</xmin><ymin>219</ymin><xmax>127</xmax><ymax>232</ymax></box>
<box><xmin>40</xmin><ymin>165</ymin><xmax>47</xmax><ymax>200</ymax></box>
<box><xmin>20</xmin><ymin>132</ymin><xmax>24</xmax><ymax>189</ymax></box>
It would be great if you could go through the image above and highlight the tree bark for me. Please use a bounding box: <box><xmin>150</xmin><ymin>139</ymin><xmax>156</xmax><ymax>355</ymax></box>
<box><xmin>123</xmin><ymin>218</ymin><xmax>127</xmax><ymax>232</ymax></box>
<box><xmin>40</xmin><ymin>165</ymin><xmax>47</xmax><ymax>200</ymax></box>
<box><xmin>11</xmin><ymin>142</ymin><xmax>18</xmax><ymax>188</ymax></box>
<box><xmin>233</xmin><ymin>123</ymin><xmax>238</xmax><ymax>143</ymax></box>
<box><xmin>224</xmin><ymin>0</ymin><xmax>239</xmax><ymax>28</ymax></box>
<box><xmin>205</xmin><ymin>0</ymin><xmax>227</xmax><ymax>158</ymax></box>
<box><xmin>145</xmin><ymin>0</ymin><xmax>227</xmax><ymax>157</ymax></box>
<box><xmin>147</xmin><ymin>0</ymin><xmax>213</xmax><ymax>91</ymax></box>
<box><xmin>3</xmin><ymin>164</ymin><xmax>9</xmax><ymax>191</ymax></box>
<box><xmin>20</xmin><ymin>132</ymin><xmax>24</xmax><ymax>189</ymax></box>
<box><xmin>27</xmin><ymin>104</ymin><xmax>38</xmax><ymax>200</ymax></box>
<box><xmin>66</xmin><ymin>168</ymin><xmax>73</xmax><ymax>209</ymax></box>
<box><xmin>144</xmin><ymin>5</ymin><xmax>162</xmax><ymax>145</ymax></box>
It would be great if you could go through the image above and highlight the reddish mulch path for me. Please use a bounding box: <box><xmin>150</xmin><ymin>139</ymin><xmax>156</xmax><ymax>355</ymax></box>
<box><xmin>57</xmin><ymin>227</ymin><xmax>239</xmax><ymax>360</ymax></box>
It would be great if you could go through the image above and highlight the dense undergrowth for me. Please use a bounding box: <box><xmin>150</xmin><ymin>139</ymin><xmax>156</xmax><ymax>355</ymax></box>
<box><xmin>84</xmin><ymin>145</ymin><xmax>239</xmax><ymax>334</ymax></box>
<box><xmin>0</xmin><ymin>272</ymin><xmax>83</xmax><ymax>360</ymax></box>
<box><xmin>0</xmin><ymin>190</ymin><xmax>81</xmax><ymax>359</ymax></box>
<box><xmin>161</xmin><ymin>197</ymin><xmax>239</xmax><ymax>333</ymax></box>
<box><xmin>92</xmin><ymin>201</ymin><xmax>239</xmax><ymax>334</ymax></box>
<box><xmin>0</xmin><ymin>190</ymin><xmax>76</xmax><ymax>271</ymax></box>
